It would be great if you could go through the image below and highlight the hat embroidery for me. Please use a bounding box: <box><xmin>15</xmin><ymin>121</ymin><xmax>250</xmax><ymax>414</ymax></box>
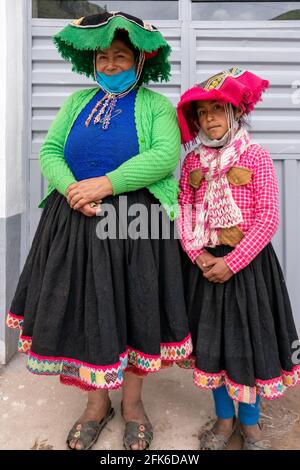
<box><xmin>200</xmin><ymin>67</ymin><xmax>244</xmax><ymax>91</ymax></box>
<box><xmin>143</xmin><ymin>22</ymin><xmax>154</xmax><ymax>31</ymax></box>
<box><xmin>72</xmin><ymin>17</ymin><xmax>84</xmax><ymax>26</ymax></box>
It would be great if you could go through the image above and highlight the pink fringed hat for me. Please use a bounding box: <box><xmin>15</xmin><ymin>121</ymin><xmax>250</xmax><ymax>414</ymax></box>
<box><xmin>177</xmin><ymin>67</ymin><xmax>269</xmax><ymax>145</ymax></box>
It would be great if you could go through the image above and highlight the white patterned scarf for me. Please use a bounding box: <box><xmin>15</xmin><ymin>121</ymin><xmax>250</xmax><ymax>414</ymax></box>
<box><xmin>193</xmin><ymin>126</ymin><xmax>251</xmax><ymax>250</ymax></box>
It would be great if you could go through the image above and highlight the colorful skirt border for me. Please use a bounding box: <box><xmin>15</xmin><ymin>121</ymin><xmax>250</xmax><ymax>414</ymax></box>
<box><xmin>7</xmin><ymin>312</ymin><xmax>193</xmax><ymax>391</ymax></box>
<box><xmin>177</xmin><ymin>356</ymin><xmax>300</xmax><ymax>404</ymax></box>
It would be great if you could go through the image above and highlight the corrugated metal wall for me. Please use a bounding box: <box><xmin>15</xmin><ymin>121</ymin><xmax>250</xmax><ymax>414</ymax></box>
<box><xmin>29</xmin><ymin>14</ymin><xmax>300</xmax><ymax>331</ymax></box>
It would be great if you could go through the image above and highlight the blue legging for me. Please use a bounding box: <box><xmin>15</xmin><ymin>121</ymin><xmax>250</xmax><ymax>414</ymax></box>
<box><xmin>213</xmin><ymin>386</ymin><xmax>260</xmax><ymax>425</ymax></box>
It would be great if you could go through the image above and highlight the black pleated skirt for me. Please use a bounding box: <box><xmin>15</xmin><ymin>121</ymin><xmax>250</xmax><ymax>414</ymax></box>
<box><xmin>7</xmin><ymin>189</ymin><xmax>192</xmax><ymax>391</ymax></box>
<box><xmin>178</xmin><ymin>244</ymin><xmax>300</xmax><ymax>404</ymax></box>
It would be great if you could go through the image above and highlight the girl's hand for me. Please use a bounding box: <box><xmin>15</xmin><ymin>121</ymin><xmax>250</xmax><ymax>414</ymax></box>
<box><xmin>202</xmin><ymin>257</ymin><xmax>234</xmax><ymax>283</ymax></box>
<box><xmin>66</xmin><ymin>176</ymin><xmax>113</xmax><ymax>210</ymax></box>
<box><xmin>196</xmin><ymin>251</ymin><xmax>216</xmax><ymax>273</ymax></box>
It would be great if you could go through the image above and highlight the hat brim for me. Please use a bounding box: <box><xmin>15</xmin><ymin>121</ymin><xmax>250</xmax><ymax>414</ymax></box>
<box><xmin>53</xmin><ymin>15</ymin><xmax>171</xmax><ymax>83</ymax></box>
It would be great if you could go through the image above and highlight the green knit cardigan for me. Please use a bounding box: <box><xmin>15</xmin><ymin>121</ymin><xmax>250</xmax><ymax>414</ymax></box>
<box><xmin>39</xmin><ymin>86</ymin><xmax>181</xmax><ymax>220</ymax></box>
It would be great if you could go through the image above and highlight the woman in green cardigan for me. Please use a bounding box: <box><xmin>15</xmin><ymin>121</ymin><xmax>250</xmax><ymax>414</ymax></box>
<box><xmin>7</xmin><ymin>12</ymin><xmax>191</xmax><ymax>451</ymax></box>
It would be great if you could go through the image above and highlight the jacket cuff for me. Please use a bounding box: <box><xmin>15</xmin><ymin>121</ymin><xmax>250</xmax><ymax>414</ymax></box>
<box><xmin>223</xmin><ymin>251</ymin><xmax>247</xmax><ymax>274</ymax></box>
<box><xmin>106</xmin><ymin>169</ymin><xmax>128</xmax><ymax>195</ymax></box>
<box><xmin>59</xmin><ymin>176</ymin><xmax>77</xmax><ymax>196</ymax></box>
<box><xmin>188</xmin><ymin>248</ymin><xmax>205</xmax><ymax>264</ymax></box>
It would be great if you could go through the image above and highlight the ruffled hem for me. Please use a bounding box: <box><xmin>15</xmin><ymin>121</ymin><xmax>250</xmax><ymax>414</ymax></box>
<box><xmin>7</xmin><ymin>311</ymin><xmax>192</xmax><ymax>391</ymax></box>
<box><xmin>176</xmin><ymin>356</ymin><xmax>300</xmax><ymax>404</ymax></box>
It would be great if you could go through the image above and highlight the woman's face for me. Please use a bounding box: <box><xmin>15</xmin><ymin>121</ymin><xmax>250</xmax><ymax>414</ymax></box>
<box><xmin>96</xmin><ymin>39</ymin><xmax>135</xmax><ymax>75</ymax></box>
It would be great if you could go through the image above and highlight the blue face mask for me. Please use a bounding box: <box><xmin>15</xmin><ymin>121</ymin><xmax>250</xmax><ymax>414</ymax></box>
<box><xmin>96</xmin><ymin>67</ymin><xmax>137</xmax><ymax>94</ymax></box>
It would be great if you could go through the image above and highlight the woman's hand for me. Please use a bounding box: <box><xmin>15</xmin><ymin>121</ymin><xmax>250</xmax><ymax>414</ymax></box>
<box><xmin>202</xmin><ymin>257</ymin><xmax>234</xmax><ymax>283</ymax></box>
<box><xmin>66</xmin><ymin>176</ymin><xmax>113</xmax><ymax>210</ymax></box>
<box><xmin>196</xmin><ymin>251</ymin><xmax>216</xmax><ymax>273</ymax></box>
<box><xmin>77</xmin><ymin>202</ymin><xmax>102</xmax><ymax>218</ymax></box>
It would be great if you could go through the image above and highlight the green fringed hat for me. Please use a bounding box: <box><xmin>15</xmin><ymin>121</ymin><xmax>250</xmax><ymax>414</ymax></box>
<box><xmin>53</xmin><ymin>11</ymin><xmax>172</xmax><ymax>83</ymax></box>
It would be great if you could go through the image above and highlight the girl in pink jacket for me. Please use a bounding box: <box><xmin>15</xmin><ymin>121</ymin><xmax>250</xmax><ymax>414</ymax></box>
<box><xmin>177</xmin><ymin>68</ymin><xmax>300</xmax><ymax>450</ymax></box>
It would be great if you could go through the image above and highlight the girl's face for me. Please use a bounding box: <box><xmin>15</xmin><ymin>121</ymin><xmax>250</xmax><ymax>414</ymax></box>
<box><xmin>196</xmin><ymin>100</ymin><xmax>243</xmax><ymax>140</ymax></box>
<box><xmin>196</xmin><ymin>100</ymin><xmax>228</xmax><ymax>140</ymax></box>
<box><xmin>96</xmin><ymin>39</ymin><xmax>135</xmax><ymax>75</ymax></box>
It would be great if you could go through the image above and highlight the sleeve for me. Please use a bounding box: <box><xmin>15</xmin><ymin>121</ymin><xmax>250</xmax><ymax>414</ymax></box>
<box><xmin>39</xmin><ymin>93</ymin><xmax>77</xmax><ymax>197</ymax></box>
<box><xmin>223</xmin><ymin>147</ymin><xmax>279</xmax><ymax>273</ymax></box>
<box><xmin>106</xmin><ymin>95</ymin><xmax>181</xmax><ymax>195</ymax></box>
<box><xmin>177</xmin><ymin>154</ymin><xmax>205</xmax><ymax>263</ymax></box>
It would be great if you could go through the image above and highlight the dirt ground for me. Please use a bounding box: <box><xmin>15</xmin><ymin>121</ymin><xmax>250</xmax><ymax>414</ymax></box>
<box><xmin>0</xmin><ymin>354</ymin><xmax>299</xmax><ymax>450</ymax></box>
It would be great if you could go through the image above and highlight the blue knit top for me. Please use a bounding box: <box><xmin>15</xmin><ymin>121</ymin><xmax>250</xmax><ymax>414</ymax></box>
<box><xmin>64</xmin><ymin>88</ymin><xmax>139</xmax><ymax>181</ymax></box>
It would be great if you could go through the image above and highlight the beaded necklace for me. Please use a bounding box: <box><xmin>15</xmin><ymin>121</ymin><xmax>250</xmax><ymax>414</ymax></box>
<box><xmin>85</xmin><ymin>52</ymin><xmax>145</xmax><ymax>130</ymax></box>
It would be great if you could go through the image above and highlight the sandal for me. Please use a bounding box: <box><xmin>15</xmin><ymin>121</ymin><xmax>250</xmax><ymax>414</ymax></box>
<box><xmin>199</xmin><ymin>417</ymin><xmax>237</xmax><ymax>450</ymax></box>
<box><xmin>123</xmin><ymin>421</ymin><xmax>153</xmax><ymax>450</ymax></box>
<box><xmin>240</xmin><ymin>423</ymin><xmax>271</xmax><ymax>450</ymax></box>
<box><xmin>66</xmin><ymin>404</ymin><xmax>115</xmax><ymax>450</ymax></box>
<box><xmin>121</xmin><ymin>402</ymin><xmax>153</xmax><ymax>450</ymax></box>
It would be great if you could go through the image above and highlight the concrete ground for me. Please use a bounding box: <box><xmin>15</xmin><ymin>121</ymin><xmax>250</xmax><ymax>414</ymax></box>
<box><xmin>0</xmin><ymin>354</ymin><xmax>299</xmax><ymax>450</ymax></box>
